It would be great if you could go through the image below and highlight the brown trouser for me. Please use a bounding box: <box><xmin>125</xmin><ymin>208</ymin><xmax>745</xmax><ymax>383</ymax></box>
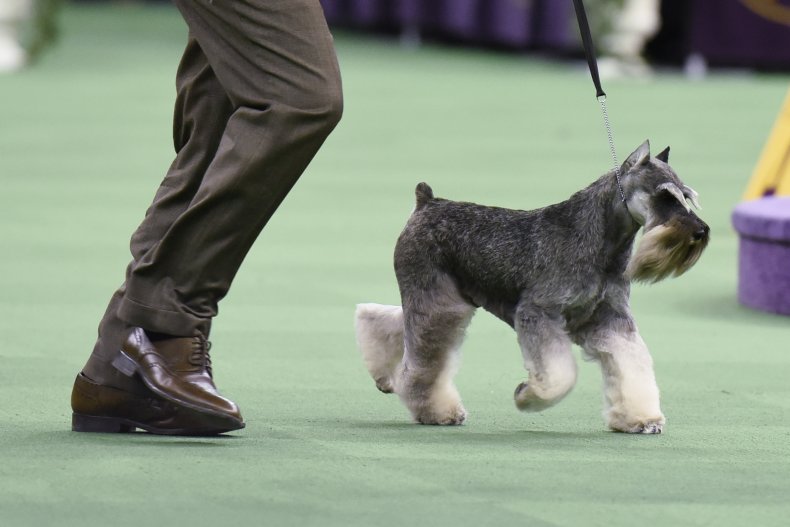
<box><xmin>82</xmin><ymin>0</ymin><xmax>342</xmax><ymax>385</ymax></box>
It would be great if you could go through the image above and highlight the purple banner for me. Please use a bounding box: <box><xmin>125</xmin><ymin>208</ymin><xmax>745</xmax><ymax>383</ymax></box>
<box><xmin>690</xmin><ymin>0</ymin><xmax>790</xmax><ymax>68</ymax></box>
<box><xmin>319</xmin><ymin>0</ymin><xmax>578</xmax><ymax>52</ymax></box>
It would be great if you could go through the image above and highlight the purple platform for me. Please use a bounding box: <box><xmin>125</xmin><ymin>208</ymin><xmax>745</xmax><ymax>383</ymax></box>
<box><xmin>732</xmin><ymin>197</ymin><xmax>790</xmax><ymax>316</ymax></box>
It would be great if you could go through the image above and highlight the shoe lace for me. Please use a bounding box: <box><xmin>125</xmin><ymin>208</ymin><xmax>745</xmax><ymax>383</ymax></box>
<box><xmin>189</xmin><ymin>337</ymin><xmax>213</xmax><ymax>377</ymax></box>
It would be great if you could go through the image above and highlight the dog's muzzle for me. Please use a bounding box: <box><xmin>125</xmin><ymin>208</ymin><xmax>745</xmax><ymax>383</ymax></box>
<box><xmin>626</xmin><ymin>215</ymin><xmax>710</xmax><ymax>283</ymax></box>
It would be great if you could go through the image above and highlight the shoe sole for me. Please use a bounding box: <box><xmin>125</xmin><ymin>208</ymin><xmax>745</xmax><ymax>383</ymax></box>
<box><xmin>72</xmin><ymin>412</ymin><xmax>245</xmax><ymax>436</ymax></box>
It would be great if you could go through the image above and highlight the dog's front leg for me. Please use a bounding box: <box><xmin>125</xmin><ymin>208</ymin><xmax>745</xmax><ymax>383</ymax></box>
<box><xmin>582</xmin><ymin>328</ymin><xmax>665</xmax><ymax>434</ymax></box>
<box><xmin>513</xmin><ymin>305</ymin><xmax>578</xmax><ymax>412</ymax></box>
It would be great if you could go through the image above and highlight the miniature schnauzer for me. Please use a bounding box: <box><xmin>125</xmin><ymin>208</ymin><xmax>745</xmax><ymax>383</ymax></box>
<box><xmin>355</xmin><ymin>140</ymin><xmax>709</xmax><ymax>434</ymax></box>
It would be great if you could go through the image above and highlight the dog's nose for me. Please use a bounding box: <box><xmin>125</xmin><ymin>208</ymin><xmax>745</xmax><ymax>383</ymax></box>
<box><xmin>692</xmin><ymin>225</ymin><xmax>709</xmax><ymax>241</ymax></box>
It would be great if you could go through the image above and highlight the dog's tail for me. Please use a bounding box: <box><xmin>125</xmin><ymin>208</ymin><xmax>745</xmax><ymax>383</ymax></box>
<box><xmin>355</xmin><ymin>303</ymin><xmax>405</xmax><ymax>394</ymax></box>
<box><xmin>415</xmin><ymin>182</ymin><xmax>434</xmax><ymax>209</ymax></box>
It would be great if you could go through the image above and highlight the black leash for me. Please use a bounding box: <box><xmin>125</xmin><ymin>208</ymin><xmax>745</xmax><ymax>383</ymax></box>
<box><xmin>571</xmin><ymin>0</ymin><xmax>627</xmax><ymax>206</ymax></box>
<box><xmin>572</xmin><ymin>0</ymin><xmax>606</xmax><ymax>99</ymax></box>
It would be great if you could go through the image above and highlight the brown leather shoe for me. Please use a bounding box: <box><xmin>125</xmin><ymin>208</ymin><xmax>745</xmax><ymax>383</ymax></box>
<box><xmin>112</xmin><ymin>327</ymin><xmax>243</xmax><ymax>423</ymax></box>
<box><xmin>71</xmin><ymin>372</ymin><xmax>244</xmax><ymax>435</ymax></box>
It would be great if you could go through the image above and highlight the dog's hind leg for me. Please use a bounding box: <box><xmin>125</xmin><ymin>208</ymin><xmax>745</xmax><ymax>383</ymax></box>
<box><xmin>355</xmin><ymin>303</ymin><xmax>405</xmax><ymax>393</ymax></box>
<box><xmin>513</xmin><ymin>304</ymin><xmax>578</xmax><ymax>412</ymax></box>
<box><xmin>398</xmin><ymin>275</ymin><xmax>475</xmax><ymax>425</ymax></box>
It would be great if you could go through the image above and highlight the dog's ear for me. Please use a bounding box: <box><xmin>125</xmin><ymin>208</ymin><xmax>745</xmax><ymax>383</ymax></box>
<box><xmin>656</xmin><ymin>146</ymin><xmax>670</xmax><ymax>163</ymax></box>
<box><xmin>622</xmin><ymin>140</ymin><xmax>651</xmax><ymax>171</ymax></box>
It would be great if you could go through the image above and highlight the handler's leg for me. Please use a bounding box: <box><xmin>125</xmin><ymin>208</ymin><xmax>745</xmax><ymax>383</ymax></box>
<box><xmin>72</xmin><ymin>37</ymin><xmax>244</xmax><ymax>433</ymax></box>
<box><xmin>80</xmin><ymin>36</ymin><xmax>234</xmax><ymax>391</ymax></box>
<box><xmin>75</xmin><ymin>1</ymin><xmax>342</xmax><ymax>432</ymax></box>
<box><xmin>118</xmin><ymin>0</ymin><xmax>343</xmax><ymax>336</ymax></box>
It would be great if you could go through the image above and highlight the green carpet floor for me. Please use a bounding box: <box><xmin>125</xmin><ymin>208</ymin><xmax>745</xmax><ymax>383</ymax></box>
<box><xmin>1</xmin><ymin>3</ymin><xmax>789</xmax><ymax>526</ymax></box>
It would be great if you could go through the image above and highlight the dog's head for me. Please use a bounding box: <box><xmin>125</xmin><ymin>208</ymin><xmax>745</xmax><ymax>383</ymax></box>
<box><xmin>618</xmin><ymin>140</ymin><xmax>710</xmax><ymax>283</ymax></box>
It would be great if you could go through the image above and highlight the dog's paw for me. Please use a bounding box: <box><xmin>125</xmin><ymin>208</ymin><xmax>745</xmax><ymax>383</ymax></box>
<box><xmin>374</xmin><ymin>377</ymin><xmax>394</xmax><ymax>394</ymax></box>
<box><xmin>607</xmin><ymin>415</ymin><xmax>665</xmax><ymax>434</ymax></box>
<box><xmin>513</xmin><ymin>382</ymin><xmax>556</xmax><ymax>412</ymax></box>
<box><xmin>637</xmin><ymin>421</ymin><xmax>663</xmax><ymax>434</ymax></box>
<box><xmin>415</xmin><ymin>405</ymin><xmax>467</xmax><ymax>426</ymax></box>
<box><xmin>412</xmin><ymin>395</ymin><xmax>467</xmax><ymax>425</ymax></box>
<box><xmin>402</xmin><ymin>380</ymin><xmax>466</xmax><ymax>425</ymax></box>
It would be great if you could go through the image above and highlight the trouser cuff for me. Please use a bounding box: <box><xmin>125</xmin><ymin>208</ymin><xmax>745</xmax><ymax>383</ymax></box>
<box><xmin>117</xmin><ymin>295</ymin><xmax>209</xmax><ymax>337</ymax></box>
